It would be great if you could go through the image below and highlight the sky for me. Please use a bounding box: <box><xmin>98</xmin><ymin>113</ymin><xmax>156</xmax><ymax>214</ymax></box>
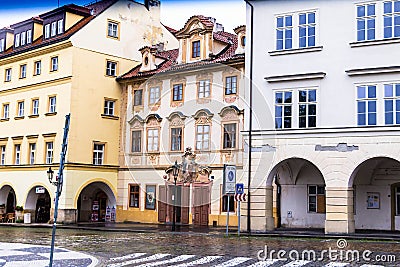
<box><xmin>0</xmin><ymin>0</ymin><xmax>245</xmax><ymax>33</ymax></box>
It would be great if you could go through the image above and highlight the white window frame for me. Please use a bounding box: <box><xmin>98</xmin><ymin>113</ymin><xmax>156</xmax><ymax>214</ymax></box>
<box><xmin>15</xmin><ymin>33</ymin><xmax>20</xmax><ymax>47</ymax></box>
<box><xmin>57</xmin><ymin>19</ymin><xmax>64</xmax><ymax>34</ymax></box>
<box><xmin>0</xmin><ymin>38</ymin><xmax>4</xmax><ymax>52</ymax></box>
<box><xmin>5</xmin><ymin>68</ymin><xmax>11</xmax><ymax>82</ymax></box>
<box><xmin>198</xmin><ymin>80</ymin><xmax>210</xmax><ymax>98</ymax></box>
<box><xmin>298</xmin><ymin>89</ymin><xmax>317</xmax><ymax>128</ymax></box>
<box><xmin>225</xmin><ymin>76</ymin><xmax>237</xmax><ymax>95</ymax></box>
<box><xmin>34</xmin><ymin>61</ymin><xmax>41</xmax><ymax>75</ymax></box>
<box><xmin>51</xmin><ymin>21</ymin><xmax>57</xmax><ymax>37</ymax></box>
<box><xmin>276</xmin><ymin>14</ymin><xmax>293</xmax><ymax>50</ymax></box>
<box><xmin>44</xmin><ymin>24</ymin><xmax>50</xmax><ymax>39</ymax></box>
<box><xmin>26</xmin><ymin>30</ymin><xmax>32</xmax><ymax>44</ymax></box>
<box><xmin>46</xmin><ymin>142</ymin><xmax>53</xmax><ymax>164</ymax></box>
<box><xmin>3</xmin><ymin>104</ymin><xmax>9</xmax><ymax>119</ymax></box>
<box><xmin>0</xmin><ymin>146</ymin><xmax>5</xmax><ymax>165</ymax></box>
<box><xmin>29</xmin><ymin>143</ymin><xmax>36</xmax><ymax>165</ymax></box>
<box><xmin>93</xmin><ymin>143</ymin><xmax>104</xmax><ymax>165</ymax></box>
<box><xmin>32</xmin><ymin>99</ymin><xmax>39</xmax><ymax>115</ymax></box>
<box><xmin>20</xmin><ymin>31</ymin><xmax>26</xmax><ymax>46</ymax></box>
<box><xmin>14</xmin><ymin>144</ymin><xmax>20</xmax><ymax>165</ymax></box>
<box><xmin>104</xmin><ymin>100</ymin><xmax>115</xmax><ymax>116</ymax></box>
<box><xmin>356</xmin><ymin>3</ymin><xmax>376</xmax><ymax>41</ymax></box>
<box><xmin>147</xmin><ymin>128</ymin><xmax>159</xmax><ymax>152</ymax></box>
<box><xmin>106</xmin><ymin>61</ymin><xmax>117</xmax><ymax>76</ymax></box>
<box><xmin>149</xmin><ymin>87</ymin><xmax>160</xmax><ymax>104</ymax></box>
<box><xmin>357</xmin><ymin>85</ymin><xmax>377</xmax><ymax>126</ymax></box>
<box><xmin>275</xmin><ymin>91</ymin><xmax>293</xmax><ymax>129</ymax></box>
<box><xmin>17</xmin><ymin>101</ymin><xmax>24</xmax><ymax>117</ymax></box>
<box><xmin>196</xmin><ymin>124</ymin><xmax>210</xmax><ymax>151</ymax></box>
<box><xmin>51</xmin><ymin>56</ymin><xmax>58</xmax><ymax>71</ymax></box>
<box><xmin>170</xmin><ymin>127</ymin><xmax>183</xmax><ymax>151</ymax></box>
<box><xmin>20</xmin><ymin>64</ymin><xmax>26</xmax><ymax>79</ymax></box>
<box><xmin>223</xmin><ymin>123</ymin><xmax>237</xmax><ymax>149</ymax></box>
<box><xmin>384</xmin><ymin>83</ymin><xmax>400</xmax><ymax>125</ymax></box>
<box><xmin>131</xmin><ymin>130</ymin><xmax>142</xmax><ymax>153</ymax></box>
<box><xmin>48</xmin><ymin>96</ymin><xmax>56</xmax><ymax>113</ymax></box>
<box><xmin>107</xmin><ymin>21</ymin><xmax>119</xmax><ymax>38</ymax></box>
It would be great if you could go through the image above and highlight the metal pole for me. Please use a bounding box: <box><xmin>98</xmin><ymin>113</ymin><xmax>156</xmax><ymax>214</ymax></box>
<box><xmin>172</xmin><ymin>178</ymin><xmax>176</xmax><ymax>231</ymax></box>
<box><xmin>238</xmin><ymin>200</ymin><xmax>241</xmax><ymax>236</ymax></box>
<box><xmin>49</xmin><ymin>114</ymin><xmax>70</xmax><ymax>267</ymax></box>
<box><xmin>225</xmin><ymin>194</ymin><xmax>230</xmax><ymax>237</ymax></box>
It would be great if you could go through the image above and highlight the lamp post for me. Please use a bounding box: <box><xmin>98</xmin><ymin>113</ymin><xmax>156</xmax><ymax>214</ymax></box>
<box><xmin>171</xmin><ymin>160</ymin><xmax>179</xmax><ymax>231</ymax></box>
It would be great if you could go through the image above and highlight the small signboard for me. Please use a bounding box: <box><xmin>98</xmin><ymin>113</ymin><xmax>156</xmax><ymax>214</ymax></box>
<box><xmin>223</xmin><ymin>165</ymin><xmax>236</xmax><ymax>195</ymax></box>
<box><xmin>36</xmin><ymin>187</ymin><xmax>45</xmax><ymax>194</ymax></box>
<box><xmin>236</xmin><ymin>183</ymin><xmax>244</xmax><ymax>194</ymax></box>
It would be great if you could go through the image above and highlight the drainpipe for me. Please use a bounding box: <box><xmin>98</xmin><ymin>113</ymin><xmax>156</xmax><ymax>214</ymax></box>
<box><xmin>244</xmin><ymin>0</ymin><xmax>254</xmax><ymax>234</ymax></box>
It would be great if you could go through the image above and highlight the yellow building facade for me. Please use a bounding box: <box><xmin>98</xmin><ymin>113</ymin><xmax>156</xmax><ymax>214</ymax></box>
<box><xmin>0</xmin><ymin>0</ymin><xmax>177</xmax><ymax>223</ymax></box>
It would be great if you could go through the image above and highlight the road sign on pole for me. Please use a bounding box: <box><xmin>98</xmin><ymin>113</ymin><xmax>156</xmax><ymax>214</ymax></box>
<box><xmin>223</xmin><ymin>165</ymin><xmax>236</xmax><ymax>195</ymax></box>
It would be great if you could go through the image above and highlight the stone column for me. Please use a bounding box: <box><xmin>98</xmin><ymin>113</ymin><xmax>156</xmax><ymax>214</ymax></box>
<box><xmin>325</xmin><ymin>187</ymin><xmax>355</xmax><ymax>234</ymax></box>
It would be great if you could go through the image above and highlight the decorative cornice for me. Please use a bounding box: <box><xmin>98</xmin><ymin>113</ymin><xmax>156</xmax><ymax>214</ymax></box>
<box><xmin>218</xmin><ymin>105</ymin><xmax>243</xmax><ymax>117</ymax></box>
<box><xmin>26</xmin><ymin>135</ymin><xmax>39</xmax><ymax>139</ymax></box>
<box><xmin>42</xmin><ymin>133</ymin><xmax>56</xmax><ymax>138</ymax></box>
<box><xmin>193</xmin><ymin>109</ymin><xmax>214</xmax><ymax>119</ymax></box>
<box><xmin>11</xmin><ymin>136</ymin><xmax>24</xmax><ymax>140</ymax></box>
<box><xmin>167</xmin><ymin>111</ymin><xmax>187</xmax><ymax>121</ymax></box>
<box><xmin>345</xmin><ymin>66</ymin><xmax>400</xmax><ymax>76</ymax></box>
<box><xmin>128</xmin><ymin>115</ymin><xmax>144</xmax><ymax>125</ymax></box>
<box><xmin>145</xmin><ymin>114</ymin><xmax>162</xmax><ymax>123</ymax></box>
<box><xmin>265</xmin><ymin>72</ymin><xmax>326</xmax><ymax>83</ymax></box>
<box><xmin>0</xmin><ymin>137</ymin><xmax>8</xmax><ymax>142</ymax></box>
<box><xmin>350</xmin><ymin>37</ymin><xmax>400</xmax><ymax>48</ymax></box>
<box><xmin>268</xmin><ymin>46</ymin><xmax>323</xmax><ymax>56</ymax></box>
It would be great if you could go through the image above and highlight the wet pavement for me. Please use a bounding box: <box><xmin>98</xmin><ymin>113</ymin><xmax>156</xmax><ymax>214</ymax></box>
<box><xmin>0</xmin><ymin>225</ymin><xmax>398</xmax><ymax>266</ymax></box>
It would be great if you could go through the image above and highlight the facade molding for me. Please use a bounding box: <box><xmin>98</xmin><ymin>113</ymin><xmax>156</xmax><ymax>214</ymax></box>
<box><xmin>345</xmin><ymin>66</ymin><xmax>400</xmax><ymax>76</ymax></box>
<box><xmin>265</xmin><ymin>72</ymin><xmax>326</xmax><ymax>83</ymax></box>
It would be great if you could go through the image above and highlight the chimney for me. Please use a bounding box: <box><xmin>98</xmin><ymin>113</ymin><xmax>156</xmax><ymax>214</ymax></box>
<box><xmin>156</xmin><ymin>42</ymin><xmax>164</xmax><ymax>52</ymax></box>
<box><xmin>145</xmin><ymin>0</ymin><xmax>160</xmax><ymax>10</ymax></box>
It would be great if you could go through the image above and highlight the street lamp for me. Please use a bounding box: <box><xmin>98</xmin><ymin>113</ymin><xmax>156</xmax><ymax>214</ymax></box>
<box><xmin>47</xmin><ymin>167</ymin><xmax>56</xmax><ymax>185</ymax></box>
<box><xmin>171</xmin><ymin>160</ymin><xmax>179</xmax><ymax>231</ymax></box>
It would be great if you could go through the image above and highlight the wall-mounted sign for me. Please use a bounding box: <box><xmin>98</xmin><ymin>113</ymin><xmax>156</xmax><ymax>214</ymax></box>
<box><xmin>36</xmin><ymin>187</ymin><xmax>45</xmax><ymax>194</ymax></box>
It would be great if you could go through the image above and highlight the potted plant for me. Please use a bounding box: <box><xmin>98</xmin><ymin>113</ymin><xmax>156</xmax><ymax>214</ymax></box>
<box><xmin>15</xmin><ymin>206</ymin><xmax>24</xmax><ymax>222</ymax></box>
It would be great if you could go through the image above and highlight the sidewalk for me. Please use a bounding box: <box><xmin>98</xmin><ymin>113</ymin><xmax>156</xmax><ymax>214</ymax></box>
<box><xmin>1</xmin><ymin>222</ymin><xmax>400</xmax><ymax>241</ymax></box>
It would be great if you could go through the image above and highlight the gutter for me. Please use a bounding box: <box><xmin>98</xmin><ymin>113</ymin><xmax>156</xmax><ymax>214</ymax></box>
<box><xmin>244</xmin><ymin>0</ymin><xmax>254</xmax><ymax>234</ymax></box>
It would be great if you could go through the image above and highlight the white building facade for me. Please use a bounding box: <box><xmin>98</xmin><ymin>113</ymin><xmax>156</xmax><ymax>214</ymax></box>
<box><xmin>244</xmin><ymin>0</ymin><xmax>400</xmax><ymax>234</ymax></box>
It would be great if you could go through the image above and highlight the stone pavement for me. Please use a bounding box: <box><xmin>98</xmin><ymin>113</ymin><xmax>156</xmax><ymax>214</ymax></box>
<box><xmin>0</xmin><ymin>242</ymin><xmax>98</xmax><ymax>267</ymax></box>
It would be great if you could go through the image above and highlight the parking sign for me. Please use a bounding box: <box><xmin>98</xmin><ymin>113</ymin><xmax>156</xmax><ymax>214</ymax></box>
<box><xmin>223</xmin><ymin>165</ymin><xmax>236</xmax><ymax>194</ymax></box>
<box><xmin>236</xmin><ymin>183</ymin><xmax>244</xmax><ymax>194</ymax></box>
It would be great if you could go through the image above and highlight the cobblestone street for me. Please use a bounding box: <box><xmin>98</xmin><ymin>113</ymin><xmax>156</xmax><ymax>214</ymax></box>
<box><xmin>0</xmin><ymin>226</ymin><xmax>399</xmax><ymax>266</ymax></box>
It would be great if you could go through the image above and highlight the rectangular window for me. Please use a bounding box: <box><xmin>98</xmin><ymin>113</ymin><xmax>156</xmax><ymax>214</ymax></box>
<box><xmin>14</xmin><ymin>144</ymin><xmax>21</xmax><ymax>165</ymax></box>
<box><xmin>29</xmin><ymin>143</ymin><xmax>36</xmax><ymax>165</ymax></box>
<box><xmin>104</xmin><ymin>100</ymin><xmax>115</xmax><ymax>116</ymax></box>
<box><xmin>171</xmin><ymin>127</ymin><xmax>182</xmax><ymax>151</ymax></box>
<box><xmin>17</xmin><ymin>101</ymin><xmax>24</xmax><ymax>117</ymax></box>
<box><xmin>0</xmin><ymin>146</ymin><xmax>5</xmax><ymax>165</ymax></box>
<box><xmin>106</xmin><ymin>61</ymin><xmax>117</xmax><ymax>76</ymax></box>
<box><xmin>93</xmin><ymin>143</ymin><xmax>104</xmax><ymax>165</ymax></box>
<box><xmin>134</xmin><ymin>89</ymin><xmax>143</xmax><ymax>106</ymax></box>
<box><xmin>107</xmin><ymin>21</ymin><xmax>119</xmax><ymax>38</ymax></box>
<box><xmin>384</xmin><ymin>83</ymin><xmax>400</xmax><ymax>124</ymax></box>
<box><xmin>5</xmin><ymin>68</ymin><xmax>11</xmax><ymax>82</ymax></box>
<box><xmin>129</xmin><ymin>184</ymin><xmax>140</xmax><ymax>208</ymax></box>
<box><xmin>196</xmin><ymin>125</ymin><xmax>210</xmax><ymax>150</ymax></box>
<box><xmin>222</xmin><ymin>195</ymin><xmax>235</xmax><ymax>212</ymax></box>
<box><xmin>276</xmin><ymin>15</ymin><xmax>293</xmax><ymax>50</ymax></box>
<box><xmin>48</xmin><ymin>96</ymin><xmax>56</xmax><ymax>113</ymax></box>
<box><xmin>225</xmin><ymin>76</ymin><xmax>237</xmax><ymax>95</ymax></box>
<box><xmin>357</xmin><ymin>3</ymin><xmax>376</xmax><ymax>41</ymax></box>
<box><xmin>384</xmin><ymin>1</ymin><xmax>400</xmax><ymax>38</ymax></box>
<box><xmin>51</xmin><ymin>21</ymin><xmax>57</xmax><ymax>37</ymax></box>
<box><xmin>192</xmin><ymin>40</ymin><xmax>200</xmax><ymax>58</ymax></box>
<box><xmin>131</xmin><ymin>131</ymin><xmax>142</xmax><ymax>153</ymax></box>
<box><xmin>396</xmin><ymin>186</ymin><xmax>400</xmax><ymax>215</ymax></box>
<box><xmin>20</xmin><ymin>31</ymin><xmax>26</xmax><ymax>46</ymax></box>
<box><xmin>15</xmin><ymin>33</ymin><xmax>20</xmax><ymax>47</ymax></box>
<box><xmin>20</xmin><ymin>64</ymin><xmax>26</xmax><ymax>79</ymax></box>
<box><xmin>32</xmin><ymin>99</ymin><xmax>39</xmax><ymax>115</ymax></box>
<box><xmin>149</xmin><ymin>87</ymin><xmax>160</xmax><ymax>104</ymax></box>
<box><xmin>275</xmin><ymin>91</ymin><xmax>292</xmax><ymax>129</ymax></box>
<box><xmin>357</xmin><ymin>85</ymin><xmax>377</xmax><ymax>126</ymax></box>
<box><xmin>2</xmin><ymin>104</ymin><xmax>9</xmax><ymax>119</ymax></box>
<box><xmin>198</xmin><ymin>80</ymin><xmax>210</xmax><ymax>98</ymax></box>
<box><xmin>44</xmin><ymin>24</ymin><xmax>50</xmax><ymax>39</ymax></box>
<box><xmin>34</xmin><ymin>61</ymin><xmax>41</xmax><ymax>76</ymax></box>
<box><xmin>46</xmin><ymin>142</ymin><xmax>53</xmax><ymax>164</ymax></box>
<box><xmin>299</xmin><ymin>89</ymin><xmax>317</xmax><ymax>128</ymax></box>
<box><xmin>223</xmin><ymin>123</ymin><xmax>237</xmax><ymax>149</ymax></box>
<box><xmin>0</xmin><ymin>38</ymin><xmax>4</xmax><ymax>52</ymax></box>
<box><xmin>308</xmin><ymin>185</ymin><xmax>326</xmax><ymax>213</ymax></box>
<box><xmin>147</xmin><ymin>129</ymin><xmax>159</xmax><ymax>152</ymax></box>
<box><xmin>57</xmin><ymin>19</ymin><xmax>64</xmax><ymax>34</ymax></box>
<box><xmin>26</xmin><ymin>30</ymin><xmax>32</xmax><ymax>44</ymax></box>
<box><xmin>172</xmin><ymin>84</ymin><xmax>183</xmax><ymax>101</ymax></box>
<box><xmin>51</xmin><ymin>56</ymin><xmax>58</xmax><ymax>71</ymax></box>
<box><xmin>299</xmin><ymin>12</ymin><xmax>316</xmax><ymax>48</ymax></box>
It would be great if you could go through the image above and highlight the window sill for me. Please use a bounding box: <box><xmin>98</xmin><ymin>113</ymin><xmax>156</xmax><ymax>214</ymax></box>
<box><xmin>14</xmin><ymin>116</ymin><xmax>24</xmax><ymax>120</ymax></box>
<box><xmin>221</xmin><ymin>148</ymin><xmax>239</xmax><ymax>152</ymax></box>
<box><xmin>146</xmin><ymin>152</ymin><xmax>160</xmax><ymax>155</ymax></box>
<box><xmin>0</xmin><ymin>118</ymin><xmax>9</xmax><ymax>122</ymax></box>
<box><xmin>28</xmin><ymin>114</ymin><xmax>39</xmax><ymax>118</ymax></box>
<box><xmin>350</xmin><ymin>38</ymin><xmax>400</xmax><ymax>47</ymax></box>
<box><xmin>45</xmin><ymin>112</ymin><xmax>57</xmax><ymax>116</ymax></box>
<box><xmin>268</xmin><ymin>46</ymin><xmax>323</xmax><ymax>56</ymax></box>
<box><xmin>101</xmin><ymin>114</ymin><xmax>119</xmax><ymax>120</ymax></box>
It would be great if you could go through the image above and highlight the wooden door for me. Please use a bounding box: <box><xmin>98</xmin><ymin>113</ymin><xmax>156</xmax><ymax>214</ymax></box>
<box><xmin>193</xmin><ymin>186</ymin><xmax>210</xmax><ymax>226</ymax></box>
<box><xmin>158</xmin><ymin>185</ymin><xmax>167</xmax><ymax>222</ymax></box>
<box><xmin>181</xmin><ymin>186</ymin><xmax>190</xmax><ymax>224</ymax></box>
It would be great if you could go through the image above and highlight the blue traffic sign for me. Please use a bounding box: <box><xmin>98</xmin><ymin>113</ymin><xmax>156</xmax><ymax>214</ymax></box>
<box><xmin>236</xmin><ymin>183</ymin><xmax>244</xmax><ymax>194</ymax></box>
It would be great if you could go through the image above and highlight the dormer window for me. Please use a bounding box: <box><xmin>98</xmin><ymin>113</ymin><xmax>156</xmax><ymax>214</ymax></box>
<box><xmin>51</xmin><ymin>22</ymin><xmax>57</xmax><ymax>37</ymax></box>
<box><xmin>107</xmin><ymin>20</ymin><xmax>119</xmax><ymax>39</ymax></box>
<box><xmin>20</xmin><ymin>32</ymin><xmax>26</xmax><ymax>46</ymax></box>
<box><xmin>27</xmin><ymin>30</ymin><xmax>32</xmax><ymax>44</ymax></box>
<box><xmin>57</xmin><ymin>19</ymin><xmax>64</xmax><ymax>34</ymax></box>
<box><xmin>45</xmin><ymin>24</ymin><xmax>50</xmax><ymax>39</ymax></box>
<box><xmin>0</xmin><ymin>39</ymin><xmax>4</xmax><ymax>52</ymax></box>
<box><xmin>15</xmin><ymin>34</ymin><xmax>20</xmax><ymax>47</ymax></box>
<box><xmin>241</xmin><ymin>36</ymin><xmax>246</xmax><ymax>47</ymax></box>
<box><xmin>144</xmin><ymin>56</ymin><xmax>149</xmax><ymax>66</ymax></box>
<box><xmin>192</xmin><ymin>40</ymin><xmax>200</xmax><ymax>58</ymax></box>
